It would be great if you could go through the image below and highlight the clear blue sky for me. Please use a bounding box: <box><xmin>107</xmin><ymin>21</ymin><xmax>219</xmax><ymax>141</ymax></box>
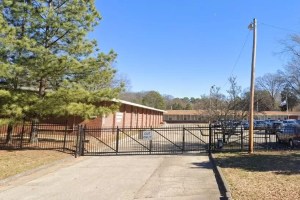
<box><xmin>91</xmin><ymin>0</ymin><xmax>300</xmax><ymax>98</ymax></box>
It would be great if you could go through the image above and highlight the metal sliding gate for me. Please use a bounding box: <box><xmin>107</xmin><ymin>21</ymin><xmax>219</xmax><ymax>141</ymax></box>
<box><xmin>75</xmin><ymin>125</ymin><xmax>211</xmax><ymax>156</ymax></box>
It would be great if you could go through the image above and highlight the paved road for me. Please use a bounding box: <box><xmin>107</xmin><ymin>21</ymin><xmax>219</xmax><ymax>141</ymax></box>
<box><xmin>0</xmin><ymin>154</ymin><xmax>221</xmax><ymax>200</ymax></box>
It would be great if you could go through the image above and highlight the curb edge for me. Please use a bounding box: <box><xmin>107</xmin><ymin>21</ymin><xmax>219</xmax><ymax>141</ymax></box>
<box><xmin>209</xmin><ymin>153</ymin><xmax>232</xmax><ymax>200</ymax></box>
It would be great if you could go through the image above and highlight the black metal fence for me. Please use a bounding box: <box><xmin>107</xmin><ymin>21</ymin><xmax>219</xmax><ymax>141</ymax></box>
<box><xmin>0</xmin><ymin>121</ymin><xmax>77</xmax><ymax>153</ymax></box>
<box><xmin>211</xmin><ymin>126</ymin><xmax>289</xmax><ymax>152</ymax></box>
<box><xmin>0</xmin><ymin>122</ymin><xmax>298</xmax><ymax>157</ymax></box>
<box><xmin>75</xmin><ymin>125</ymin><xmax>210</xmax><ymax>156</ymax></box>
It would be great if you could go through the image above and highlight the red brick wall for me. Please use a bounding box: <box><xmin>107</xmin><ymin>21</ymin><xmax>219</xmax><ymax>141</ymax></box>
<box><xmin>132</xmin><ymin>107</ymin><xmax>138</xmax><ymax>128</ymax></box>
<box><xmin>81</xmin><ymin>117</ymin><xmax>102</xmax><ymax>128</ymax></box>
<box><xmin>137</xmin><ymin>108</ymin><xmax>143</xmax><ymax>127</ymax></box>
<box><xmin>100</xmin><ymin>114</ymin><xmax>114</xmax><ymax>128</ymax></box>
<box><xmin>122</xmin><ymin>104</ymin><xmax>130</xmax><ymax>127</ymax></box>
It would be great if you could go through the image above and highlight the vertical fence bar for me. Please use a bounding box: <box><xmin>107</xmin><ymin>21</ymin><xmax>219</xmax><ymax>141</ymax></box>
<box><xmin>264</xmin><ymin>129</ymin><xmax>268</xmax><ymax>149</ymax></box>
<box><xmin>81</xmin><ymin>125</ymin><xmax>86</xmax><ymax>156</ymax></box>
<box><xmin>20</xmin><ymin>119</ymin><xmax>25</xmax><ymax>149</ymax></box>
<box><xmin>209</xmin><ymin>124</ymin><xmax>212</xmax><ymax>154</ymax></box>
<box><xmin>75</xmin><ymin>125</ymin><xmax>80</xmax><ymax>158</ymax></box>
<box><xmin>80</xmin><ymin>125</ymin><xmax>84</xmax><ymax>156</ymax></box>
<box><xmin>150</xmin><ymin>127</ymin><xmax>153</xmax><ymax>154</ymax></box>
<box><xmin>29</xmin><ymin>121</ymin><xmax>34</xmax><ymax>143</ymax></box>
<box><xmin>149</xmin><ymin>139</ymin><xmax>153</xmax><ymax>154</ymax></box>
<box><xmin>182</xmin><ymin>126</ymin><xmax>185</xmax><ymax>153</ymax></box>
<box><xmin>63</xmin><ymin>121</ymin><xmax>68</xmax><ymax>152</ymax></box>
<box><xmin>116</xmin><ymin>126</ymin><xmax>119</xmax><ymax>154</ymax></box>
<box><xmin>241</xmin><ymin>126</ymin><xmax>244</xmax><ymax>151</ymax></box>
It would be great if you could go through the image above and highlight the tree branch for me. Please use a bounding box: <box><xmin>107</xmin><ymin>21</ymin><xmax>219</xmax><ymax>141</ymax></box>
<box><xmin>46</xmin><ymin>30</ymin><xmax>70</xmax><ymax>48</ymax></box>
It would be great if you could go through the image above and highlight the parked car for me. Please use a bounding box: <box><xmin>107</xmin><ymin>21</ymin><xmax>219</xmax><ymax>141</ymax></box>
<box><xmin>266</xmin><ymin>121</ymin><xmax>283</xmax><ymax>134</ymax></box>
<box><xmin>264</xmin><ymin>119</ymin><xmax>276</xmax><ymax>128</ymax></box>
<box><xmin>276</xmin><ymin>124</ymin><xmax>300</xmax><ymax>148</ymax></box>
<box><xmin>242</xmin><ymin>120</ymin><xmax>265</xmax><ymax>130</ymax></box>
<box><xmin>254</xmin><ymin>120</ymin><xmax>267</xmax><ymax>130</ymax></box>
<box><xmin>282</xmin><ymin>119</ymin><xmax>298</xmax><ymax>126</ymax></box>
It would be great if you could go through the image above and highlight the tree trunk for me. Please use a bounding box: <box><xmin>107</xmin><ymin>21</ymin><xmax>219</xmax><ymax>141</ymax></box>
<box><xmin>38</xmin><ymin>78</ymin><xmax>46</xmax><ymax>97</ymax></box>
<box><xmin>5</xmin><ymin>124</ymin><xmax>13</xmax><ymax>144</ymax></box>
<box><xmin>30</xmin><ymin>120</ymin><xmax>38</xmax><ymax>143</ymax></box>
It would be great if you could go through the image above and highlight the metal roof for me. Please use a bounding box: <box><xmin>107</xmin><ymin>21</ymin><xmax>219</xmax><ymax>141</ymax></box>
<box><xmin>112</xmin><ymin>99</ymin><xmax>166</xmax><ymax>113</ymax></box>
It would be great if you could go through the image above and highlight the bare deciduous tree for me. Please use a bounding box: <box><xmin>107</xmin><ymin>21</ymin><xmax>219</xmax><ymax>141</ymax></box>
<box><xmin>280</xmin><ymin>34</ymin><xmax>300</xmax><ymax>97</ymax></box>
<box><xmin>256</xmin><ymin>72</ymin><xmax>284</xmax><ymax>109</ymax></box>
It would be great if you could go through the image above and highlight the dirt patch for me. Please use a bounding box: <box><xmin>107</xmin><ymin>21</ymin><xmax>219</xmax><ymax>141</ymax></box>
<box><xmin>0</xmin><ymin>150</ymin><xmax>71</xmax><ymax>180</ymax></box>
<box><xmin>214</xmin><ymin>151</ymin><xmax>300</xmax><ymax>200</ymax></box>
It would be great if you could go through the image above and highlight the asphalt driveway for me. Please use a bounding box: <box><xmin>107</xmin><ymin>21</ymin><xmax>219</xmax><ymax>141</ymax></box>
<box><xmin>0</xmin><ymin>154</ymin><xmax>221</xmax><ymax>200</ymax></box>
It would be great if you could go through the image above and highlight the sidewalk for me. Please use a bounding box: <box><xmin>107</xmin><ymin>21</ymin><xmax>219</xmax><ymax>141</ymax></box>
<box><xmin>0</xmin><ymin>154</ymin><xmax>221</xmax><ymax>200</ymax></box>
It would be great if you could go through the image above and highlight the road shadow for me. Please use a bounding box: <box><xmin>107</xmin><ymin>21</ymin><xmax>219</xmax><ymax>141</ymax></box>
<box><xmin>190</xmin><ymin>161</ymin><xmax>214</xmax><ymax>169</ymax></box>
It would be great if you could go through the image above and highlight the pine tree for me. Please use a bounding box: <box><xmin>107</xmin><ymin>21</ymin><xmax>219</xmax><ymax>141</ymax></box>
<box><xmin>0</xmin><ymin>1</ymin><xmax>124</xmax><ymax>122</ymax></box>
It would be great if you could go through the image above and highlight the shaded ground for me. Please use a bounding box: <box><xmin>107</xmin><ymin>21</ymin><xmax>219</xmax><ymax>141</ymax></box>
<box><xmin>0</xmin><ymin>150</ymin><xmax>71</xmax><ymax>180</ymax></box>
<box><xmin>214</xmin><ymin>151</ymin><xmax>300</xmax><ymax>200</ymax></box>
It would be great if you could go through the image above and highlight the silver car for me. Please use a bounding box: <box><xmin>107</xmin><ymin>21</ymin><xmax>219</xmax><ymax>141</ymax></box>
<box><xmin>276</xmin><ymin>124</ymin><xmax>300</xmax><ymax>148</ymax></box>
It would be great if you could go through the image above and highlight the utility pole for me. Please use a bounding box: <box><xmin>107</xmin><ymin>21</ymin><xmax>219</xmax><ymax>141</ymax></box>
<box><xmin>286</xmin><ymin>92</ymin><xmax>289</xmax><ymax>119</ymax></box>
<box><xmin>248</xmin><ymin>18</ymin><xmax>257</xmax><ymax>154</ymax></box>
<box><xmin>209</xmin><ymin>85</ymin><xmax>215</xmax><ymax>124</ymax></box>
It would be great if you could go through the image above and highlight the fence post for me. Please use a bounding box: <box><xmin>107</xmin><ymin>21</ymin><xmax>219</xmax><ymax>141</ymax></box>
<box><xmin>240</xmin><ymin>126</ymin><xmax>244</xmax><ymax>151</ymax></box>
<box><xmin>75</xmin><ymin>125</ymin><xmax>80</xmax><ymax>158</ymax></box>
<box><xmin>20</xmin><ymin>118</ymin><xmax>25</xmax><ymax>149</ymax></box>
<box><xmin>63</xmin><ymin>120</ymin><xmax>68</xmax><ymax>152</ymax></box>
<box><xmin>78</xmin><ymin>125</ymin><xmax>82</xmax><ymax>156</ymax></box>
<box><xmin>79</xmin><ymin>125</ymin><xmax>84</xmax><ymax>156</ymax></box>
<box><xmin>81</xmin><ymin>125</ymin><xmax>86</xmax><ymax>156</ymax></box>
<box><xmin>182</xmin><ymin>126</ymin><xmax>185</xmax><ymax>153</ymax></box>
<box><xmin>209</xmin><ymin>124</ymin><xmax>212</xmax><ymax>154</ymax></box>
<box><xmin>116</xmin><ymin>126</ymin><xmax>119</xmax><ymax>154</ymax></box>
<box><xmin>150</xmin><ymin>140</ymin><xmax>153</xmax><ymax>154</ymax></box>
<box><xmin>150</xmin><ymin>126</ymin><xmax>153</xmax><ymax>154</ymax></box>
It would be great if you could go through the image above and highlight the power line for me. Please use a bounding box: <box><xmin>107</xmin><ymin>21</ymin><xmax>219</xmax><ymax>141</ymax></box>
<box><xmin>223</xmin><ymin>22</ymin><xmax>299</xmax><ymax>89</ymax></box>
<box><xmin>260</xmin><ymin>22</ymin><xmax>299</xmax><ymax>33</ymax></box>
<box><xmin>223</xmin><ymin>30</ymin><xmax>251</xmax><ymax>88</ymax></box>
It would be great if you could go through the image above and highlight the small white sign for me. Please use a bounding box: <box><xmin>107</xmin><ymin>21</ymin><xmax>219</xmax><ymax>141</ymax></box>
<box><xmin>143</xmin><ymin>130</ymin><xmax>153</xmax><ymax>140</ymax></box>
<box><xmin>115</xmin><ymin>112</ymin><xmax>123</xmax><ymax>123</ymax></box>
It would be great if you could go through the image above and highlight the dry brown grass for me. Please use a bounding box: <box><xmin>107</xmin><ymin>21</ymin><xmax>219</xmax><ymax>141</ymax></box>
<box><xmin>214</xmin><ymin>151</ymin><xmax>300</xmax><ymax>200</ymax></box>
<box><xmin>0</xmin><ymin>150</ymin><xmax>71</xmax><ymax>180</ymax></box>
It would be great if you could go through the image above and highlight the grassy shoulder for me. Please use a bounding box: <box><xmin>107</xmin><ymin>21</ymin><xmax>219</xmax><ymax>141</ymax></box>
<box><xmin>0</xmin><ymin>150</ymin><xmax>71</xmax><ymax>180</ymax></box>
<box><xmin>214</xmin><ymin>151</ymin><xmax>300</xmax><ymax>200</ymax></box>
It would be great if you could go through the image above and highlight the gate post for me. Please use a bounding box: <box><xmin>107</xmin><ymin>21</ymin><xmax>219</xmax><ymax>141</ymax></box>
<box><xmin>116</xmin><ymin>126</ymin><xmax>119</xmax><ymax>154</ymax></box>
<box><xmin>182</xmin><ymin>126</ymin><xmax>185</xmax><ymax>153</ymax></box>
<box><xmin>209</xmin><ymin>124</ymin><xmax>212</xmax><ymax>154</ymax></box>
